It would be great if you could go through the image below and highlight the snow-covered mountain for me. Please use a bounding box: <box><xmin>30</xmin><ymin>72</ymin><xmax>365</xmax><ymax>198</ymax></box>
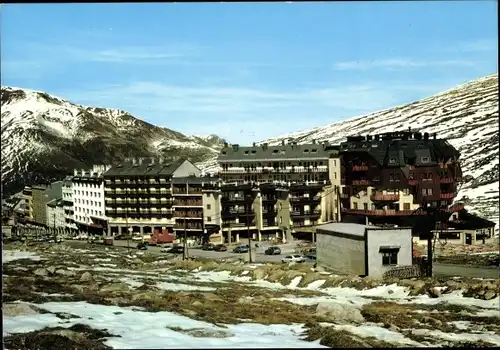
<box><xmin>204</xmin><ymin>74</ymin><xmax>499</xmax><ymax>230</ymax></box>
<box><xmin>1</xmin><ymin>87</ymin><xmax>225</xmax><ymax>197</ymax></box>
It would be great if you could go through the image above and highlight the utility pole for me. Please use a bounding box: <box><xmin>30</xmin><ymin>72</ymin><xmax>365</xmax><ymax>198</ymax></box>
<box><xmin>53</xmin><ymin>212</ymin><xmax>56</xmax><ymax>243</ymax></box>
<box><xmin>126</xmin><ymin>210</ymin><xmax>130</xmax><ymax>255</ymax></box>
<box><xmin>183</xmin><ymin>210</ymin><xmax>187</xmax><ymax>260</ymax></box>
<box><xmin>247</xmin><ymin>203</ymin><xmax>253</xmax><ymax>263</ymax></box>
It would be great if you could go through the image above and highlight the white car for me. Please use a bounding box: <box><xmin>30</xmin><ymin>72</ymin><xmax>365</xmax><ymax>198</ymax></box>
<box><xmin>282</xmin><ymin>254</ymin><xmax>306</xmax><ymax>263</ymax></box>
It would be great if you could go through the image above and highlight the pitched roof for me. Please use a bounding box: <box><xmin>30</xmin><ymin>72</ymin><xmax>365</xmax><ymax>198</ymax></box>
<box><xmin>103</xmin><ymin>159</ymin><xmax>186</xmax><ymax>177</ymax></box>
<box><xmin>217</xmin><ymin>143</ymin><xmax>334</xmax><ymax>162</ymax></box>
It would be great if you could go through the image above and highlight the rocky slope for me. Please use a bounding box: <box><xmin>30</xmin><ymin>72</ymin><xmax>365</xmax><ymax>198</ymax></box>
<box><xmin>1</xmin><ymin>87</ymin><xmax>225</xmax><ymax>196</ymax></box>
<box><xmin>205</xmin><ymin>74</ymin><xmax>499</xmax><ymax>231</ymax></box>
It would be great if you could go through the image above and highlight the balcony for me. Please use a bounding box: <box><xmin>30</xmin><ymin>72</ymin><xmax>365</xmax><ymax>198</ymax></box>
<box><xmin>222</xmin><ymin>221</ymin><xmax>255</xmax><ymax>228</ymax></box>
<box><xmin>291</xmin><ymin>210</ymin><xmax>321</xmax><ymax>219</ymax></box>
<box><xmin>174</xmin><ymin>223</ymin><xmax>203</xmax><ymax>230</ymax></box>
<box><xmin>408</xmin><ymin>179</ymin><xmax>418</xmax><ymax>185</ymax></box>
<box><xmin>289</xmin><ymin>195</ymin><xmax>321</xmax><ymax>203</ymax></box>
<box><xmin>173</xmin><ymin>200</ymin><xmax>203</xmax><ymax>207</ymax></box>
<box><xmin>371</xmin><ymin>193</ymin><xmax>400</xmax><ymax>201</ymax></box>
<box><xmin>261</xmin><ymin>196</ymin><xmax>277</xmax><ymax>202</ymax></box>
<box><xmin>340</xmin><ymin>193</ymin><xmax>349</xmax><ymax>199</ymax></box>
<box><xmin>352</xmin><ymin>180</ymin><xmax>370</xmax><ymax>186</ymax></box>
<box><xmin>341</xmin><ymin>208</ymin><xmax>421</xmax><ymax>216</ymax></box>
<box><xmin>440</xmin><ymin>177</ymin><xmax>454</xmax><ymax>184</ymax></box>
<box><xmin>352</xmin><ymin>165</ymin><xmax>369</xmax><ymax>171</ymax></box>
<box><xmin>440</xmin><ymin>193</ymin><xmax>455</xmax><ymax>199</ymax></box>
<box><xmin>221</xmin><ymin>196</ymin><xmax>253</xmax><ymax>203</ymax></box>
<box><xmin>439</xmin><ymin>163</ymin><xmax>448</xmax><ymax>169</ymax></box>
<box><xmin>173</xmin><ymin>212</ymin><xmax>203</xmax><ymax>219</ymax></box>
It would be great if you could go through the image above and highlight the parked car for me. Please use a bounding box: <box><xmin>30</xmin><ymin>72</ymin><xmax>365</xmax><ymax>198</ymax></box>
<box><xmin>233</xmin><ymin>245</ymin><xmax>249</xmax><ymax>253</ymax></box>
<box><xmin>265</xmin><ymin>246</ymin><xmax>281</xmax><ymax>255</ymax></box>
<box><xmin>202</xmin><ymin>243</ymin><xmax>216</xmax><ymax>251</ymax></box>
<box><xmin>214</xmin><ymin>244</ymin><xmax>228</xmax><ymax>252</ymax></box>
<box><xmin>136</xmin><ymin>242</ymin><xmax>148</xmax><ymax>250</ymax></box>
<box><xmin>282</xmin><ymin>254</ymin><xmax>306</xmax><ymax>263</ymax></box>
<box><xmin>166</xmin><ymin>245</ymin><xmax>185</xmax><ymax>254</ymax></box>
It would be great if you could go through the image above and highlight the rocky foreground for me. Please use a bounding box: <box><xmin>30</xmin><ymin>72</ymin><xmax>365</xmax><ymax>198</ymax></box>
<box><xmin>3</xmin><ymin>242</ymin><xmax>500</xmax><ymax>349</ymax></box>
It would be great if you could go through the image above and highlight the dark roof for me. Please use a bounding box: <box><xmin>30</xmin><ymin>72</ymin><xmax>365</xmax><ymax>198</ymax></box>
<box><xmin>218</xmin><ymin>143</ymin><xmax>334</xmax><ymax>162</ymax></box>
<box><xmin>450</xmin><ymin>210</ymin><xmax>497</xmax><ymax>230</ymax></box>
<box><xmin>339</xmin><ymin>131</ymin><xmax>460</xmax><ymax>167</ymax></box>
<box><xmin>103</xmin><ymin>159</ymin><xmax>185</xmax><ymax>177</ymax></box>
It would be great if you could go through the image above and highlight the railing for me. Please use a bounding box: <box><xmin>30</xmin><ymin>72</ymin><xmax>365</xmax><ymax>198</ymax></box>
<box><xmin>371</xmin><ymin>193</ymin><xmax>400</xmax><ymax>201</ymax></box>
<box><xmin>342</xmin><ymin>208</ymin><xmax>420</xmax><ymax>216</ymax></box>
<box><xmin>173</xmin><ymin>212</ymin><xmax>203</xmax><ymax>219</ymax></box>
<box><xmin>440</xmin><ymin>193</ymin><xmax>455</xmax><ymax>199</ymax></box>
<box><xmin>173</xmin><ymin>200</ymin><xmax>203</xmax><ymax>207</ymax></box>
<box><xmin>408</xmin><ymin>179</ymin><xmax>418</xmax><ymax>185</ymax></box>
<box><xmin>289</xmin><ymin>195</ymin><xmax>321</xmax><ymax>202</ymax></box>
<box><xmin>174</xmin><ymin>224</ymin><xmax>203</xmax><ymax>230</ymax></box>
<box><xmin>352</xmin><ymin>165</ymin><xmax>369</xmax><ymax>171</ymax></box>
<box><xmin>440</xmin><ymin>177</ymin><xmax>454</xmax><ymax>183</ymax></box>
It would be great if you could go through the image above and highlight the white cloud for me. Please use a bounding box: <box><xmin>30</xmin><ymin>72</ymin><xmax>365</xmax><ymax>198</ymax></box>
<box><xmin>453</xmin><ymin>38</ymin><xmax>498</xmax><ymax>53</ymax></box>
<box><xmin>333</xmin><ymin>58</ymin><xmax>475</xmax><ymax>71</ymax></box>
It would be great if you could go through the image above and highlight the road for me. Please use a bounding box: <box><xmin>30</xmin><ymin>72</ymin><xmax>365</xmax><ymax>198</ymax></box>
<box><xmin>433</xmin><ymin>263</ymin><xmax>499</xmax><ymax>279</ymax></box>
<box><xmin>64</xmin><ymin>240</ymin><xmax>500</xmax><ymax>279</ymax></box>
<box><xmin>102</xmin><ymin>239</ymin><xmax>285</xmax><ymax>263</ymax></box>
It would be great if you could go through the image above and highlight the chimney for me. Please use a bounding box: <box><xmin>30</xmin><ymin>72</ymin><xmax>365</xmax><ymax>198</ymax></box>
<box><xmin>132</xmin><ymin>158</ymin><xmax>137</xmax><ymax>165</ymax></box>
<box><xmin>74</xmin><ymin>169</ymin><xmax>78</xmax><ymax>176</ymax></box>
<box><xmin>159</xmin><ymin>156</ymin><xmax>164</xmax><ymax>164</ymax></box>
<box><xmin>223</xmin><ymin>142</ymin><xmax>228</xmax><ymax>148</ymax></box>
<box><xmin>252</xmin><ymin>142</ymin><xmax>256</xmax><ymax>147</ymax></box>
<box><xmin>408</xmin><ymin>126</ymin><xmax>411</xmax><ymax>132</ymax></box>
<box><xmin>433</xmin><ymin>132</ymin><xmax>437</xmax><ymax>139</ymax></box>
<box><xmin>150</xmin><ymin>157</ymin><xmax>155</xmax><ymax>165</ymax></box>
<box><xmin>232</xmin><ymin>144</ymin><xmax>239</xmax><ymax>151</ymax></box>
<box><xmin>281</xmin><ymin>140</ymin><xmax>285</xmax><ymax>146</ymax></box>
<box><xmin>312</xmin><ymin>140</ymin><xmax>316</xmax><ymax>144</ymax></box>
<box><xmin>138</xmin><ymin>157</ymin><xmax>144</xmax><ymax>165</ymax></box>
<box><xmin>423</xmin><ymin>132</ymin><xmax>429</xmax><ymax>140</ymax></box>
<box><xmin>262</xmin><ymin>143</ymin><xmax>269</xmax><ymax>150</ymax></box>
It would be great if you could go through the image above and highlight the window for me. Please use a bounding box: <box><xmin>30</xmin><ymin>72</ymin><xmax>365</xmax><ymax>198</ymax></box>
<box><xmin>428</xmin><ymin>173</ymin><xmax>434</xmax><ymax>180</ymax></box>
<box><xmin>428</xmin><ymin>188</ymin><xmax>433</xmax><ymax>195</ymax></box>
<box><xmin>353</xmin><ymin>202</ymin><xmax>358</xmax><ymax>209</ymax></box>
<box><xmin>389</xmin><ymin>158</ymin><xmax>397</xmax><ymax>164</ymax></box>
<box><xmin>207</xmin><ymin>216</ymin><xmax>212</xmax><ymax>222</ymax></box>
<box><xmin>333</xmin><ymin>160</ymin><xmax>337</xmax><ymax>167</ymax></box>
<box><xmin>421</xmin><ymin>157</ymin><xmax>430</xmax><ymax>163</ymax></box>
<box><xmin>403</xmin><ymin>203</ymin><xmax>411</xmax><ymax>210</ymax></box>
<box><xmin>334</xmin><ymin>172</ymin><xmax>337</xmax><ymax>179</ymax></box>
<box><xmin>363</xmin><ymin>203</ymin><xmax>368</xmax><ymax>210</ymax></box>
<box><xmin>380</xmin><ymin>248</ymin><xmax>399</xmax><ymax>265</ymax></box>
<box><xmin>402</xmin><ymin>189</ymin><xmax>410</xmax><ymax>195</ymax></box>
<box><xmin>207</xmin><ymin>204</ymin><xmax>211</xmax><ymax>210</ymax></box>
<box><xmin>389</xmin><ymin>173</ymin><xmax>394</xmax><ymax>182</ymax></box>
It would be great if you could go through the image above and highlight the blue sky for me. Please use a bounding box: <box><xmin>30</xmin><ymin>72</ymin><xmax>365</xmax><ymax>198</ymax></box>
<box><xmin>1</xmin><ymin>2</ymin><xmax>497</xmax><ymax>144</ymax></box>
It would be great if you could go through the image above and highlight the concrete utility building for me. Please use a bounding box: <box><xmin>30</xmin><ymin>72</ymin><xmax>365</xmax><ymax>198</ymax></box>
<box><xmin>315</xmin><ymin>223</ymin><xmax>413</xmax><ymax>278</ymax></box>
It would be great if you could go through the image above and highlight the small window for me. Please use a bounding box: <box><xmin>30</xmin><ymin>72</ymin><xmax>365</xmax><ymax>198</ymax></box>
<box><xmin>251</xmin><ymin>150</ymin><xmax>256</xmax><ymax>154</ymax></box>
<box><xmin>273</xmin><ymin>150</ymin><xmax>279</xmax><ymax>154</ymax></box>
<box><xmin>244</xmin><ymin>151</ymin><xmax>249</xmax><ymax>155</ymax></box>
<box><xmin>222</xmin><ymin>151</ymin><xmax>227</xmax><ymax>155</ymax></box>
<box><xmin>207</xmin><ymin>204</ymin><xmax>211</xmax><ymax>210</ymax></box>
<box><xmin>428</xmin><ymin>173</ymin><xmax>433</xmax><ymax>180</ymax></box>
<box><xmin>403</xmin><ymin>203</ymin><xmax>411</xmax><ymax>210</ymax></box>
<box><xmin>389</xmin><ymin>158</ymin><xmax>397</xmax><ymax>164</ymax></box>
<box><xmin>207</xmin><ymin>216</ymin><xmax>212</xmax><ymax>222</ymax></box>
<box><xmin>311</xmin><ymin>149</ymin><xmax>317</xmax><ymax>153</ymax></box>
<box><xmin>363</xmin><ymin>203</ymin><xmax>368</xmax><ymax>210</ymax></box>
<box><xmin>380</xmin><ymin>248</ymin><xmax>399</xmax><ymax>265</ymax></box>
<box><xmin>353</xmin><ymin>202</ymin><xmax>358</xmax><ymax>209</ymax></box>
<box><xmin>421</xmin><ymin>157</ymin><xmax>430</xmax><ymax>163</ymax></box>
<box><xmin>304</xmin><ymin>149</ymin><xmax>309</xmax><ymax>153</ymax></box>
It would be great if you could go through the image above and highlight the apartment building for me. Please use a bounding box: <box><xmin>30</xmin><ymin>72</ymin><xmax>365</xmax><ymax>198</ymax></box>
<box><xmin>171</xmin><ymin>176</ymin><xmax>222</xmax><ymax>242</ymax></box>
<box><xmin>103</xmin><ymin>157</ymin><xmax>201</xmax><ymax>236</ymax></box>
<box><xmin>22</xmin><ymin>186</ymin><xmax>34</xmax><ymax>221</ymax></box>
<box><xmin>46</xmin><ymin>199</ymin><xmax>66</xmax><ymax>229</ymax></box>
<box><xmin>62</xmin><ymin>176</ymin><xmax>77</xmax><ymax>231</ymax></box>
<box><xmin>72</xmin><ymin>165</ymin><xmax>110</xmax><ymax>234</ymax></box>
<box><xmin>217</xmin><ymin>141</ymin><xmax>342</xmax><ymax>242</ymax></box>
<box><xmin>339</xmin><ymin>130</ymin><xmax>463</xmax><ymax>237</ymax></box>
<box><xmin>31</xmin><ymin>181</ymin><xmax>63</xmax><ymax>226</ymax></box>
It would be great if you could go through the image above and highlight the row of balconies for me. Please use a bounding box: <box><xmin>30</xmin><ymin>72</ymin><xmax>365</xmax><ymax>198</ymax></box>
<box><xmin>219</xmin><ymin>166</ymin><xmax>328</xmax><ymax>174</ymax></box>
<box><xmin>173</xmin><ymin>213</ymin><xmax>203</xmax><ymax>219</ymax></box>
<box><xmin>105</xmin><ymin>188</ymin><xmax>171</xmax><ymax>194</ymax></box>
<box><xmin>342</xmin><ymin>192</ymin><xmax>456</xmax><ymax>201</ymax></box>
<box><xmin>342</xmin><ymin>203</ymin><xmax>464</xmax><ymax>216</ymax></box>
<box><xmin>173</xmin><ymin>200</ymin><xmax>203</xmax><ymax>207</ymax></box>
<box><xmin>105</xmin><ymin>198</ymin><xmax>174</xmax><ymax>204</ymax></box>
<box><xmin>174</xmin><ymin>223</ymin><xmax>203</xmax><ymax>230</ymax></box>
<box><xmin>106</xmin><ymin>208</ymin><xmax>174</xmax><ymax>214</ymax></box>
<box><xmin>105</xmin><ymin>178</ymin><xmax>169</xmax><ymax>185</ymax></box>
<box><xmin>172</xmin><ymin>190</ymin><xmax>203</xmax><ymax>195</ymax></box>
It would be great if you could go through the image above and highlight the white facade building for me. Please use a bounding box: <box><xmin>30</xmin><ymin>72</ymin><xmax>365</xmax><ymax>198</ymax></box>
<box><xmin>72</xmin><ymin>165</ymin><xmax>109</xmax><ymax>232</ymax></box>
<box><xmin>46</xmin><ymin>199</ymin><xmax>66</xmax><ymax>229</ymax></box>
<box><xmin>62</xmin><ymin>176</ymin><xmax>77</xmax><ymax>231</ymax></box>
<box><xmin>316</xmin><ymin>222</ymin><xmax>413</xmax><ymax>279</ymax></box>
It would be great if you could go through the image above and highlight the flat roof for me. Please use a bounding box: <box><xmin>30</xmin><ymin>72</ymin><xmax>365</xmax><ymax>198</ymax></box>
<box><xmin>316</xmin><ymin>222</ymin><xmax>378</xmax><ymax>237</ymax></box>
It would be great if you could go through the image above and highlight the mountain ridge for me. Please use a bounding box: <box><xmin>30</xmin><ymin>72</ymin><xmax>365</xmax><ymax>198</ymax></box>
<box><xmin>1</xmin><ymin>86</ymin><xmax>225</xmax><ymax>197</ymax></box>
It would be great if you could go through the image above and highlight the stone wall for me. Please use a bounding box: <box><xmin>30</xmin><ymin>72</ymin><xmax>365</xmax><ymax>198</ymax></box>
<box><xmin>383</xmin><ymin>265</ymin><xmax>422</xmax><ymax>280</ymax></box>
